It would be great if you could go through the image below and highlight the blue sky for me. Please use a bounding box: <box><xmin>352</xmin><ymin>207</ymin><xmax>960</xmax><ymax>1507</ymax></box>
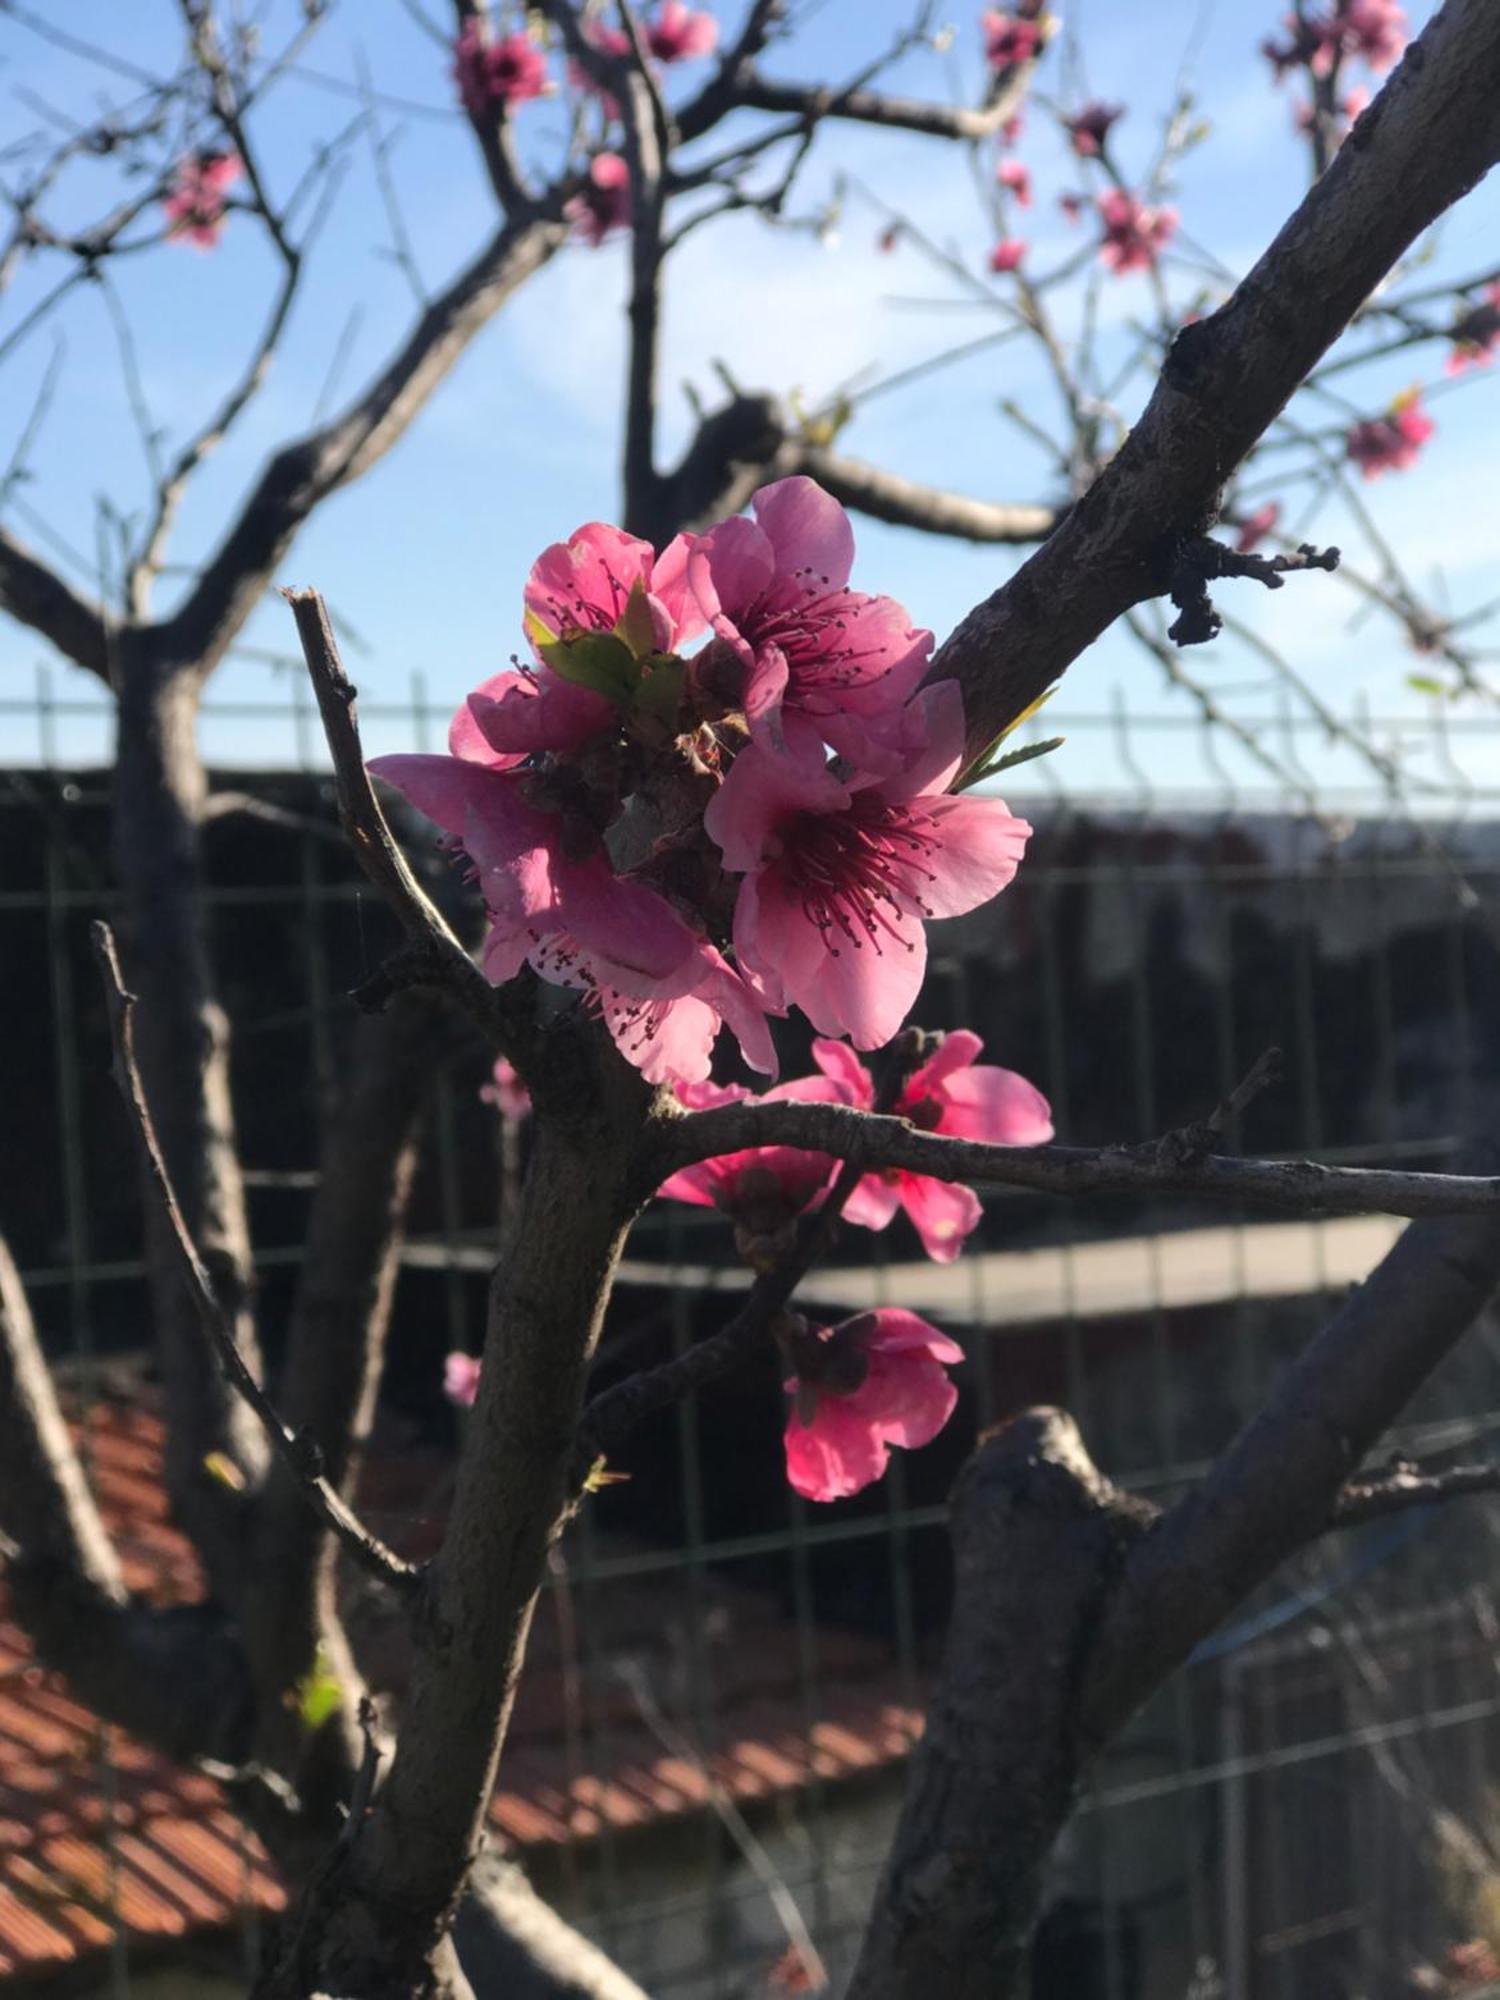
<box><xmin>3</xmin><ymin>0</ymin><xmax>1498</xmax><ymax>809</ymax></box>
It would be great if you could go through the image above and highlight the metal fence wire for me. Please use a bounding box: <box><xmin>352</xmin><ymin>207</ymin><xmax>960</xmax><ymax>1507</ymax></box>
<box><xmin>6</xmin><ymin>677</ymin><xmax>1500</xmax><ymax>2000</ymax></box>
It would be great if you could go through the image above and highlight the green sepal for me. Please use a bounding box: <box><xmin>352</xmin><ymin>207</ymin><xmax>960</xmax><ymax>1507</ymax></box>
<box><xmin>955</xmin><ymin>685</ymin><xmax>1060</xmax><ymax>791</ymax></box>
<box><xmin>633</xmin><ymin>654</ymin><xmax>685</xmax><ymax>732</ymax></box>
<box><xmin>612</xmin><ymin>578</ymin><xmax>659</xmax><ymax>660</ymax></box>
<box><xmin>538</xmin><ymin>629</ymin><xmax>639</xmax><ymax>705</ymax></box>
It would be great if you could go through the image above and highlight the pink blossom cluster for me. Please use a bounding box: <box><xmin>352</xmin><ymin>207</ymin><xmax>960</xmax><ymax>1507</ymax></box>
<box><xmin>452</xmin><ymin>26</ymin><xmax>549</xmax><ymax>116</ymax></box>
<box><xmin>1446</xmin><ymin>284</ymin><xmax>1500</xmax><ymax>376</ymax></box>
<box><xmin>1262</xmin><ymin>0</ymin><xmax>1408</xmax><ymax>79</ymax></box>
<box><xmin>370</xmin><ymin>476</ymin><xmax>1032</xmax><ymax>1092</ymax></box>
<box><xmin>162</xmin><ymin>152</ymin><xmax>242</xmax><ymax>249</ymax></box>
<box><xmin>656</xmin><ymin>1031</ymin><xmax>1051</xmax><ymax>1498</ymax></box>
<box><xmin>981</xmin><ymin>7</ymin><xmax>1047</xmax><ymax>69</ymax></box>
<box><xmin>1345</xmin><ymin>391</ymin><xmax>1435</xmax><ymax>479</ymax></box>
<box><xmin>1096</xmin><ymin>188</ymin><xmax>1178</xmax><ymax>276</ymax></box>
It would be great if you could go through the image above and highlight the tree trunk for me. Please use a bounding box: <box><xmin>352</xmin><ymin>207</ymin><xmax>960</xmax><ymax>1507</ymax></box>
<box><xmin>850</xmin><ymin>1412</ymin><xmax>1150</xmax><ymax>2000</ymax></box>
<box><xmin>110</xmin><ymin>640</ymin><xmax>268</xmax><ymax>1594</ymax></box>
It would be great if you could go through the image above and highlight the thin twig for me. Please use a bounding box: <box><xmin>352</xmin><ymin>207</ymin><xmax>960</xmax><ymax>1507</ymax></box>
<box><xmin>1332</xmin><ymin>1460</ymin><xmax>1500</xmax><ymax>1528</ymax></box>
<box><xmin>90</xmin><ymin>920</ymin><xmax>419</xmax><ymax>1596</ymax></box>
<box><xmin>280</xmin><ymin>586</ymin><xmax>535</xmax><ymax>1060</ymax></box>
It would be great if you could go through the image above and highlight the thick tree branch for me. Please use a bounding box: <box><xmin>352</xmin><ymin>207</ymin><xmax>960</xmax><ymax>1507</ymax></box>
<box><xmin>930</xmin><ymin>0</ymin><xmax>1500</xmax><ymax>757</ymax></box>
<box><xmin>0</xmin><ymin>1232</ymin><xmax>254</xmax><ymax>1765</ymax></box>
<box><xmin>796</xmin><ymin>447</ymin><xmax>1059</xmax><ymax>544</ymax></box>
<box><xmin>1084</xmin><ymin>1200</ymin><xmax>1500</xmax><ymax>1739</ymax></box>
<box><xmin>0</xmin><ymin>522</ymin><xmax>111</xmax><ymax>677</ymax></box>
<box><xmin>90</xmin><ymin>920</ymin><xmax>418</xmax><ymax>1596</ymax></box>
<box><xmin>158</xmin><ymin>215</ymin><xmax>564</xmax><ymax>677</ymax></box>
<box><xmin>718</xmin><ymin>61</ymin><xmax>1034</xmax><ymax>144</ymax></box>
<box><xmin>654</xmin><ymin>1097</ymin><xmax>1500</xmax><ymax>1220</ymax></box>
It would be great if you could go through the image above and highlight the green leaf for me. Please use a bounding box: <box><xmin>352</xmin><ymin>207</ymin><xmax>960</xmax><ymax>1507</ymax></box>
<box><xmin>954</xmin><ymin>686</ymin><xmax>1061</xmax><ymax>791</ymax></box>
<box><xmin>293</xmin><ymin>1645</ymin><xmax>344</xmax><ymax>1734</ymax></box>
<box><xmin>1405</xmin><ymin>672</ymin><xmax>1449</xmax><ymax>698</ymax></box>
<box><xmin>538</xmin><ymin>630</ymin><xmax>639</xmax><ymax>704</ymax></box>
<box><xmin>613</xmin><ymin>578</ymin><xmax>659</xmax><ymax>660</ymax></box>
<box><xmin>584</xmin><ymin>1456</ymin><xmax>630</xmax><ymax>1493</ymax></box>
<box><xmin>957</xmin><ymin>735</ymin><xmax>1066</xmax><ymax>792</ymax></box>
<box><xmin>633</xmin><ymin>655</ymin><xmax>684</xmax><ymax>733</ymax></box>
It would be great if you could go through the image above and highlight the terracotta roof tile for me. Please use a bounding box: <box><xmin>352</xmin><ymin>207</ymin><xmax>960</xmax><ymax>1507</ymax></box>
<box><xmin>0</xmin><ymin>1394</ymin><xmax>924</xmax><ymax>1983</ymax></box>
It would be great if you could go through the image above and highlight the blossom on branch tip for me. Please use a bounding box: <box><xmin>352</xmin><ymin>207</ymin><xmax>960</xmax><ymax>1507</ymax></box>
<box><xmin>782</xmin><ymin>1309</ymin><xmax>963</xmax><ymax>1501</ymax></box>
<box><xmin>989</xmin><ymin>237</ymin><xmax>1027</xmax><ymax>274</ymax></box>
<box><xmin>807</xmin><ymin>1031</ymin><xmax>1052</xmax><ymax>1261</ymax></box>
<box><xmin>647</xmin><ymin>1</ymin><xmax>720</xmax><ymax>63</ymax></box>
<box><xmin>480</xmin><ymin>1057</ymin><xmax>531</xmax><ymax>1123</ymax></box>
<box><xmin>1064</xmin><ymin>101</ymin><xmax>1123</xmax><ymax>157</ymax></box>
<box><xmin>163</xmin><ymin>152</ymin><xmax>242</xmax><ymax>248</ymax></box>
<box><xmin>686</xmin><ymin>475</ymin><xmax>933</xmax><ymax>765</ymax></box>
<box><xmin>1345</xmin><ymin>390</ymin><xmax>1434</xmax><ymax>479</ymax></box>
<box><xmin>1235</xmin><ymin>502</ymin><xmax>1282</xmax><ymax>554</ymax></box>
<box><xmin>452</xmin><ymin>27</ymin><xmax>550</xmax><ymax>117</ymax></box>
<box><xmin>1097</xmin><ymin>189</ymin><xmax>1178</xmax><ymax>275</ymax></box>
<box><xmin>1334</xmin><ymin>0</ymin><xmax>1407</xmax><ymax>70</ymax></box>
<box><xmin>705</xmin><ymin>681</ymin><xmax>1032</xmax><ymax>1050</ymax></box>
<box><xmin>567</xmin><ymin>153</ymin><xmax>632</xmax><ymax>245</ymax></box>
<box><xmin>981</xmin><ymin>11</ymin><xmax>1044</xmax><ymax>68</ymax></box>
<box><xmin>445</xmin><ymin>1352</ymin><xmax>481</xmax><ymax>1408</ymax></box>
<box><xmin>996</xmin><ymin>159</ymin><xmax>1032</xmax><ymax>207</ymax></box>
<box><xmin>1446</xmin><ymin>284</ymin><xmax>1500</xmax><ymax>375</ymax></box>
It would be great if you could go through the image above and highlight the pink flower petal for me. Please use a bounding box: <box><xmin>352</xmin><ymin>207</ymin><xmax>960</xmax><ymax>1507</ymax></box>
<box><xmin>938</xmin><ymin>1066</ymin><xmax>1054</xmax><ymax>1144</ymax></box>
<box><xmin>784</xmin><ymin>1399</ymin><xmax>890</xmax><ymax>1502</ymax></box>
<box><xmin>752</xmin><ymin>476</ymin><xmax>856</xmax><ymax>593</ymax></box>
<box><xmin>852</xmin><ymin>1350</ymin><xmax>958</xmax><ymax>1448</ymax></box>
<box><xmin>903</xmin><ymin>1028</ymin><xmax>986</xmax><ymax>1099</ymax></box>
<box><xmin>896</xmin><ymin>1173</ymin><xmax>982</xmax><ymax>1263</ymax></box>
<box><xmin>809</xmin><ymin>1038</ymin><xmax>874</xmax><ymax>1106</ymax></box>
<box><xmin>914</xmin><ymin>796</ymin><xmax>1032</xmax><ymax>917</ymax></box>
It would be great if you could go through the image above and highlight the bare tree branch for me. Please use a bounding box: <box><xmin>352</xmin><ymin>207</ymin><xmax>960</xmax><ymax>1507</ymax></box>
<box><xmin>1332</xmin><ymin>1458</ymin><xmax>1500</xmax><ymax>1526</ymax></box>
<box><xmin>1085</xmin><ymin>1199</ymin><xmax>1500</xmax><ymax>1738</ymax></box>
<box><xmin>160</xmin><ymin>215</ymin><xmax>565</xmax><ymax>676</ymax></box>
<box><xmin>654</xmin><ymin>1097</ymin><xmax>1500</xmax><ymax>1220</ymax></box>
<box><xmin>795</xmin><ymin>447</ymin><xmax>1060</xmax><ymax>543</ymax></box>
<box><xmin>90</xmin><ymin>919</ymin><xmax>419</xmax><ymax>1596</ymax></box>
<box><xmin>930</xmin><ymin>0</ymin><xmax>1500</xmax><ymax>758</ymax></box>
<box><xmin>0</xmin><ymin>1232</ymin><xmax>254</xmax><ymax>1764</ymax></box>
<box><xmin>0</xmin><ymin>522</ymin><xmax>110</xmax><ymax>676</ymax></box>
<box><xmin>282</xmin><ymin>586</ymin><xmax>539</xmax><ymax>1063</ymax></box>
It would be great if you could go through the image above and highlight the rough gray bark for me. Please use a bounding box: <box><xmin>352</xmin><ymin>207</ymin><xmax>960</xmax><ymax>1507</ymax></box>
<box><xmin>853</xmin><ymin>1205</ymin><xmax>1500</xmax><ymax>2000</ymax></box>
<box><xmin>110</xmin><ymin>648</ymin><xmax>268</xmax><ymax>1595</ymax></box>
<box><xmin>257</xmin><ymin>1068</ymin><xmax>657</xmax><ymax>2000</ymax></box>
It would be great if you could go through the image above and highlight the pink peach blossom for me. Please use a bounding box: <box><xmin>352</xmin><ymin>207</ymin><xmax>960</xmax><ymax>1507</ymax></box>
<box><xmin>526</xmin><ymin>518</ymin><xmax>702</xmax><ymax>654</ymax></box>
<box><xmin>567</xmin><ymin>153</ymin><xmax>632</xmax><ymax>245</ymax></box>
<box><xmin>705</xmin><ymin>681</ymin><xmax>1031</xmax><ymax>1050</ymax></box>
<box><xmin>452</xmin><ymin>27</ymin><xmax>550</xmax><ymax>117</ymax></box>
<box><xmin>981</xmin><ymin>12</ymin><xmax>1043</xmax><ymax>68</ymax></box>
<box><xmin>1065</xmin><ymin>101</ymin><xmax>1123</xmax><ymax>157</ymax></box>
<box><xmin>658</xmin><ymin>1079</ymin><xmax>836</xmax><ymax>1227</ymax></box>
<box><xmin>686</xmin><ymin>476</ymin><xmax>932</xmax><ymax>765</ymax></box>
<box><xmin>1235</xmin><ymin>502</ymin><xmax>1282</xmax><ymax>554</ymax></box>
<box><xmin>1097</xmin><ymin>188</ymin><xmax>1178</xmax><ymax>275</ymax></box>
<box><xmin>988</xmin><ymin>237</ymin><xmax>1027</xmax><ymax>274</ymax></box>
<box><xmin>783</xmin><ymin>1309</ymin><xmax>963</xmax><ymax>1501</ymax></box>
<box><xmin>445</xmin><ymin>1352</ymin><xmax>482</xmax><ymax>1408</ymax></box>
<box><xmin>1334</xmin><ymin>0</ymin><xmax>1406</xmax><ymax>70</ymax></box>
<box><xmin>163</xmin><ymin>152</ymin><xmax>242</xmax><ymax>249</ymax></box>
<box><xmin>480</xmin><ymin>1056</ymin><xmax>531</xmax><ymax>1123</ymax></box>
<box><xmin>806</xmin><ymin>1032</ymin><xmax>1051</xmax><ymax>1261</ymax></box>
<box><xmin>1446</xmin><ymin>284</ymin><xmax>1500</xmax><ymax>376</ymax></box>
<box><xmin>647</xmin><ymin>1</ymin><xmax>719</xmax><ymax>63</ymax></box>
<box><xmin>1346</xmin><ymin>392</ymin><xmax>1434</xmax><ymax>479</ymax></box>
<box><xmin>996</xmin><ymin>159</ymin><xmax>1032</xmax><ymax>207</ymax></box>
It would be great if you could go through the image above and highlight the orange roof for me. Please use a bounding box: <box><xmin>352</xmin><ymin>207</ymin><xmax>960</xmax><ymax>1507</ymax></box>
<box><xmin>0</xmin><ymin>1391</ymin><xmax>921</xmax><ymax>1980</ymax></box>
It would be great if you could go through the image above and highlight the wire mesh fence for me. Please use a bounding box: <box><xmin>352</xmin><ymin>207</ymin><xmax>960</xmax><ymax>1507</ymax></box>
<box><xmin>6</xmin><ymin>678</ymin><xmax>1500</xmax><ymax>1999</ymax></box>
